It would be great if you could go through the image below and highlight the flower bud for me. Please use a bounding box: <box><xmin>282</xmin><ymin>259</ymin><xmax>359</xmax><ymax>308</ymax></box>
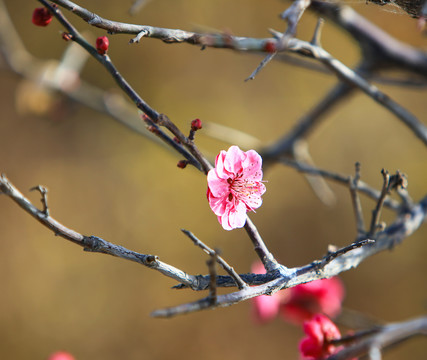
<box><xmin>96</xmin><ymin>36</ymin><xmax>109</xmax><ymax>55</ymax></box>
<box><xmin>177</xmin><ymin>160</ymin><xmax>188</xmax><ymax>169</ymax></box>
<box><xmin>191</xmin><ymin>118</ymin><xmax>202</xmax><ymax>131</ymax></box>
<box><xmin>32</xmin><ymin>7</ymin><xmax>53</xmax><ymax>27</ymax></box>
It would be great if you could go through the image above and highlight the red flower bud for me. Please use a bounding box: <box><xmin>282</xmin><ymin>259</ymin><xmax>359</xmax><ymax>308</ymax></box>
<box><xmin>96</xmin><ymin>36</ymin><xmax>109</xmax><ymax>55</ymax></box>
<box><xmin>177</xmin><ymin>160</ymin><xmax>188</xmax><ymax>169</ymax></box>
<box><xmin>32</xmin><ymin>7</ymin><xmax>53</xmax><ymax>27</ymax></box>
<box><xmin>191</xmin><ymin>118</ymin><xmax>202</xmax><ymax>131</ymax></box>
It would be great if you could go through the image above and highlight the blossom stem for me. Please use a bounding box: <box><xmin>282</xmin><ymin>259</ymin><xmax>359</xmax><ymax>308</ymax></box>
<box><xmin>244</xmin><ymin>217</ymin><xmax>278</xmax><ymax>272</ymax></box>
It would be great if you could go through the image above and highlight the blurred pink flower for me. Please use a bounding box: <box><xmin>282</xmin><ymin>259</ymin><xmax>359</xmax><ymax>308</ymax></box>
<box><xmin>299</xmin><ymin>314</ymin><xmax>341</xmax><ymax>360</ymax></box>
<box><xmin>207</xmin><ymin>146</ymin><xmax>266</xmax><ymax>230</ymax></box>
<box><xmin>251</xmin><ymin>261</ymin><xmax>282</xmax><ymax>323</ymax></box>
<box><xmin>281</xmin><ymin>277</ymin><xmax>345</xmax><ymax>324</ymax></box>
<box><xmin>48</xmin><ymin>351</ymin><xmax>75</xmax><ymax>360</ymax></box>
<box><xmin>250</xmin><ymin>261</ymin><xmax>345</xmax><ymax>325</ymax></box>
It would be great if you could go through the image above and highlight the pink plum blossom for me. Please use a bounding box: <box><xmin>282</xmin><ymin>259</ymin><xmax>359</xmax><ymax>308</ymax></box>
<box><xmin>281</xmin><ymin>277</ymin><xmax>345</xmax><ymax>324</ymax></box>
<box><xmin>207</xmin><ymin>146</ymin><xmax>266</xmax><ymax>230</ymax></box>
<box><xmin>299</xmin><ymin>314</ymin><xmax>342</xmax><ymax>360</ymax></box>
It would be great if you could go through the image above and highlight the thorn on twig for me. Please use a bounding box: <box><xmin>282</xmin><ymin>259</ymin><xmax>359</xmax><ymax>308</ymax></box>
<box><xmin>310</xmin><ymin>18</ymin><xmax>324</xmax><ymax>46</ymax></box>
<box><xmin>30</xmin><ymin>185</ymin><xmax>49</xmax><ymax>216</ymax></box>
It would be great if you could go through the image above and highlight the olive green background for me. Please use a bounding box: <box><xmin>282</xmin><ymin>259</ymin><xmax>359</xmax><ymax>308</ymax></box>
<box><xmin>0</xmin><ymin>1</ymin><xmax>426</xmax><ymax>359</ymax></box>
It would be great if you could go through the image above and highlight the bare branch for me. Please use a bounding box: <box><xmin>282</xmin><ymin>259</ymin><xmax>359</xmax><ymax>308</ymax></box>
<box><xmin>47</xmin><ymin>0</ymin><xmax>427</xmax><ymax>148</ymax></box>
<box><xmin>0</xmin><ymin>175</ymin><xmax>199</xmax><ymax>289</ymax></box>
<box><xmin>38</xmin><ymin>0</ymin><xmax>205</xmax><ymax>172</ymax></box>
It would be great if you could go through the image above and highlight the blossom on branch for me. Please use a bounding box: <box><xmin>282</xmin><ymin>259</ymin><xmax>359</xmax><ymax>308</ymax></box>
<box><xmin>207</xmin><ymin>146</ymin><xmax>266</xmax><ymax>230</ymax></box>
<box><xmin>299</xmin><ymin>314</ymin><xmax>342</xmax><ymax>360</ymax></box>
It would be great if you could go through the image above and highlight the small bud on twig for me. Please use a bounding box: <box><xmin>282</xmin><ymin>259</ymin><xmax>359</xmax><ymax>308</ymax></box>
<box><xmin>32</xmin><ymin>7</ymin><xmax>53</xmax><ymax>27</ymax></box>
<box><xmin>62</xmin><ymin>32</ymin><xmax>72</xmax><ymax>41</ymax></box>
<box><xmin>96</xmin><ymin>36</ymin><xmax>109</xmax><ymax>55</ymax></box>
<box><xmin>177</xmin><ymin>160</ymin><xmax>188</xmax><ymax>169</ymax></box>
<box><xmin>189</xmin><ymin>118</ymin><xmax>202</xmax><ymax>140</ymax></box>
<box><xmin>191</xmin><ymin>118</ymin><xmax>202</xmax><ymax>131</ymax></box>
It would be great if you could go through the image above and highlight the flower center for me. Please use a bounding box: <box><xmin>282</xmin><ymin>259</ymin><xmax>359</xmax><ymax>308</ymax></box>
<box><xmin>227</xmin><ymin>175</ymin><xmax>263</xmax><ymax>207</ymax></box>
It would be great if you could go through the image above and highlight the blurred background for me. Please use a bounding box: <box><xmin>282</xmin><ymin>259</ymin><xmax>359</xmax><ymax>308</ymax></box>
<box><xmin>0</xmin><ymin>0</ymin><xmax>426</xmax><ymax>359</ymax></box>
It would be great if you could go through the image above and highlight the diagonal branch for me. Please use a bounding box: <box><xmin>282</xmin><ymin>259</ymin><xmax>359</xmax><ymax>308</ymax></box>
<box><xmin>0</xmin><ymin>174</ymin><xmax>198</xmax><ymax>289</ymax></box>
<box><xmin>38</xmin><ymin>0</ymin><xmax>205</xmax><ymax>172</ymax></box>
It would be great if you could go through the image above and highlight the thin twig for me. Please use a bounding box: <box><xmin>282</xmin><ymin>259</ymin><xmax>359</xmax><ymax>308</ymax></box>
<box><xmin>369</xmin><ymin>169</ymin><xmax>391</xmax><ymax>236</ymax></box>
<box><xmin>276</xmin><ymin>157</ymin><xmax>400</xmax><ymax>210</ymax></box>
<box><xmin>349</xmin><ymin>162</ymin><xmax>366</xmax><ymax>236</ymax></box>
<box><xmin>157</xmin><ymin>114</ymin><xmax>212</xmax><ymax>174</ymax></box>
<box><xmin>319</xmin><ymin>239</ymin><xmax>375</xmax><ymax>269</ymax></box>
<box><xmin>181</xmin><ymin>229</ymin><xmax>247</xmax><ymax>290</ymax></box>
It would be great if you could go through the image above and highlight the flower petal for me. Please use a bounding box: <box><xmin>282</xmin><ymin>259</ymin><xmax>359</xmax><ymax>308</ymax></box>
<box><xmin>223</xmin><ymin>146</ymin><xmax>245</xmax><ymax>175</ymax></box>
